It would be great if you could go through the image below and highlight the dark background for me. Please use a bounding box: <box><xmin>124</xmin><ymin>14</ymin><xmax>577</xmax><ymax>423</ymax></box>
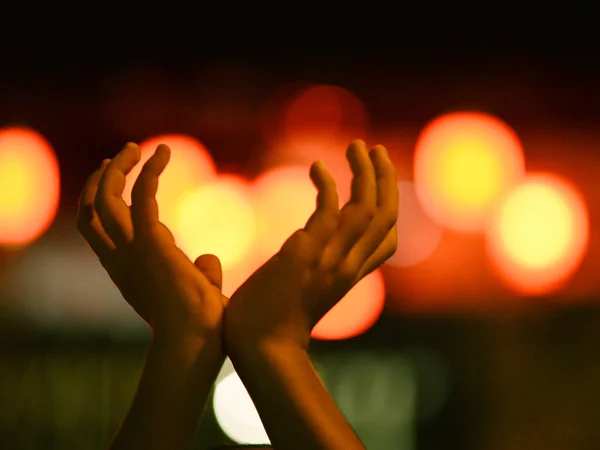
<box><xmin>2</xmin><ymin>5</ymin><xmax>600</xmax><ymax>450</ymax></box>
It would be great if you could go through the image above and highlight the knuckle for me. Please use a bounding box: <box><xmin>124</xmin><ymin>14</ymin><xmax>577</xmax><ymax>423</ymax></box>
<box><xmin>324</xmin><ymin>210</ymin><xmax>341</xmax><ymax>230</ymax></box>
<box><xmin>359</xmin><ymin>206</ymin><xmax>376</xmax><ymax>223</ymax></box>
<box><xmin>384</xmin><ymin>236</ymin><xmax>398</xmax><ymax>260</ymax></box>
<box><xmin>384</xmin><ymin>213</ymin><xmax>398</xmax><ymax>230</ymax></box>
<box><xmin>281</xmin><ymin>230</ymin><xmax>318</xmax><ymax>263</ymax></box>
<box><xmin>336</xmin><ymin>258</ymin><xmax>359</xmax><ymax>281</ymax></box>
<box><xmin>279</xmin><ymin>229</ymin><xmax>304</xmax><ymax>254</ymax></box>
<box><xmin>390</xmin><ymin>234</ymin><xmax>398</xmax><ymax>253</ymax></box>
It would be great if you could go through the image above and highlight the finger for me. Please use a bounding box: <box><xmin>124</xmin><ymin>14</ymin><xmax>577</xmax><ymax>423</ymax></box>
<box><xmin>346</xmin><ymin>145</ymin><xmax>399</xmax><ymax>276</ymax></box>
<box><xmin>130</xmin><ymin>144</ymin><xmax>171</xmax><ymax>234</ymax></box>
<box><xmin>319</xmin><ymin>139</ymin><xmax>377</xmax><ymax>270</ymax></box>
<box><xmin>302</xmin><ymin>160</ymin><xmax>340</xmax><ymax>247</ymax></box>
<box><xmin>357</xmin><ymin>223</ymin><xmax>398</xmax><ymax>280</ymax></box>
<box><xmin>346</xmin><ymin>139</ymin><xmax>378</xmax><ymax>206</ymax></box>
<box><xmin>77</xmin><ymin>159</ymin><xmax>116</xmax><ymax>260</ymax></box>
<box><xmin>95</xmin><ymin>143</ymin><xmax>140</xmax><ymax>247</ymax></box>
<box><xmin>194</xmin><ymin>253</ymin><xmax>223</xmax><ymax>291</ymax></box>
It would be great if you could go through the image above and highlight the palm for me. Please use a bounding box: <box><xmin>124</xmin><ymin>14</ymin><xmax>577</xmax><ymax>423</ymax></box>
<box><xmin>225</xmin><ymin>140</ymin><xmax>399</xmax><ymax>350</ymax></box>
<box><xmin>78</xmin><ymin>143</ymin><xmax>228</xmax><ymax>338</ymax></box>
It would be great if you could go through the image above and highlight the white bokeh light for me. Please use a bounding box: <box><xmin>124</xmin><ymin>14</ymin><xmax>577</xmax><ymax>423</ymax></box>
<box><xmin>213</xmin><ymin>368</ymin><xmax>270</xmax><ymax>445</ymax></box>
<box><xmin>387</xmin><ymin>182</ymin><xmax>443</xmax><ymax>267</ymax></box>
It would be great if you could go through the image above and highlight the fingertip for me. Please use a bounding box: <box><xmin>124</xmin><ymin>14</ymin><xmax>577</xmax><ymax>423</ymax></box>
<box><xmin>349</xmin><ymin>138</ymin><xmax>366</xmax><ymax>148</ymax></box>
<box><xmin>311</xmin><ymin>159</ymin><xmax>325</xmax><ymax>172</ymax></box>
<box><xmin>156</xmin><ymin>143</ymin><xmax>171</xmax><ymax>154</ymax></box>
<box><xmin>346</xmin><ymin>139</ymin><xmax>370</xmax><ymax>166</ymax></box>
<box><xmin>109</xmin><ymin>142</ymin><xmax>141</xmax><ymax>171</ymax></box>
<box><xmin>122</xmin><ymin>141</ymin><xmax>140</xmax><ymax>155</ymax></box>
<box><xmin>370</xmin><ymin>144</ymin><xmax>388</xmax><ymax>156</ymax></box>
<box><xmin>310</xmin><ymin>160</ymin><xmax>332</xmax><ymax>185</ymax></box>
<box><xmin>151</xmin><ymin>144</ymin><xmax>171</xmax><ymax>171</ymax></box>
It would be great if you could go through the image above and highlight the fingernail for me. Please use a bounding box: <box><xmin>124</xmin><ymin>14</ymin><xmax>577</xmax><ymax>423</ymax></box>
<box><xmin>101</xmin><ymin>159</ymin><xmax>111</xmax><ymax>167</ymax></box>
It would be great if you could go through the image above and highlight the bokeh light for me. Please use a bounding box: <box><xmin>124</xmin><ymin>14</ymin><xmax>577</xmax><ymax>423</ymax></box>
<box><xmin>282</xmin><ymin>85</ymin><xmax>369</xmax><ymax>155</ymax></box>
<box><xmin>173</xmin><ymin>175</ymin><xmax>256</xmax><ymax>270</ymax></box>
<box><xmin>311</xmin><ymin>269</ymin><xmax>386</xmax><ymax>340</ymax></box>
<box><xmin>251</xmin><ymin>165</ymin><xmax>317</xmax><ymax>261</ymax></box>
<box><xmin>258</xmin><ymin>85</ymin><xmax>368</xmax><ymax>206</ymax></box>
<box><xmin>387</xmin><ymin>182</ymin><xmax>443</xmax><ymax>267</ymax></box>
<box><xmin>486</xmin><ymin>173</ymin><xmax>589</xmax><ymax>295</ymax></box>
<box><xmin>414</xmin><ymin>111</ymin><xmax>525</xmax><ymax>232</ymax></box>
<box><xmin>0</xmin><ymin>127</ymin><xmax>60</xmax><ymax>246</ymax></box>
<box><xmin>213</xmin><ymin>372</ymin><xmax>270</xmax><ymax>445</ymax></box>
<box><xmin>0</xmin><ymin>221</ymin><xmax>142</xmax><ymax>332</ymax></box>
<box><xmin>122</xmin><ymin>134</ymin><xmax>217</xmax><ymax>229</ymax></box>
<box><xmin>252</xmin><ymin>165</ymin><xmax>385</xmax><ymax>340</ymax></box>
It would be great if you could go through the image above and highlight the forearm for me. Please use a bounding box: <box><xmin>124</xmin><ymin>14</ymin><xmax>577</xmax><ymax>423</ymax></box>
<box><xmin>110</xmin><ymin>334</ymin><xmax>225</xmax><ymax>450</ymax></box>
<box><xmin>230</xmin><ymin>341</ymin><xmax>365</xmax><ymax>450</ymax></box>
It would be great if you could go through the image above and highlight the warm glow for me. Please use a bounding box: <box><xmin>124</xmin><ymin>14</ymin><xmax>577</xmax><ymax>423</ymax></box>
<box><xmin>414</xmin><ymin>111</ymin><xmax>525</xmax><ymax>232</ymax></box>
<box><xmin>213</xmin><ymin>372</ymin><xmax>270</xmax><ymax>445</ymax></box>
<box><xmin>252</xmin><ymin>165</ymin><xmax>385</xmax><ymax>340</ymax></box>
<box><xmin>258</xmin><ymin>85</ymin><xmax>369</xmax><ymax>207</ymax></box>
<box><xmin>0</xmin><ymin>127</ymin><xmax>60</xmax><ymax>246</ymax></box>
<box><xmin>387</xmin><ymin>182</ymin><xmax>443</xmax><ymax>267</ymax></box>
<box><xmin>251</xmin><ymin>165</ymin><xmax>317</xmax><ymax>260</ymax></box>
<box><xmin>312</xmin><ymin>269</ymin><xmax>386</xmax><ymax>340</ymax></box>
<box><xmin>282</xmin><ymin>85</ymin><xmax>369</xmax><ymax>154</ymax></box>
<box><xmin>486</xmin><ymin>173</ymin><xmax>589</xmax><ymax>295</ymax></box>
<box><xmin>122</xmin><ymin>135</ymin><xmax>217</xmax><ymax>229</ymax></box>
<box><xmin>174</xmin><ymin>175</ymin><xmax>256</xmax><ymax>270</ymax></box>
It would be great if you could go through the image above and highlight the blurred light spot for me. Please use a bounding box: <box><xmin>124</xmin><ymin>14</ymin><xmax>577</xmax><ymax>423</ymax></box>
<box><xmin>0</xmin><ymin>127</ymin><xmax>60</xmax><ymax>247</ymax></box>
<box><xmin>122</xmin><ymin>134</ymin><xmax>217</xmax><ymax>230</ymax></box>
<box><xmin>486</xmin><ymin>173</ymin><xmax>589</xmax><ymax>295</ymax></box>
<box><xmin>328</xmin><ymin>353</ymin><xmax>416</xmax><ymax>449</ymax></box>
<box><xmin>0</xmin><ymin>221</ymin><xmax>142</xmax><ymax>334</ymax></box>
<box><xmin>312</xmin><ymin>269</ymin><xmax>386</xmax><ymax>340</ymax></box>
<box><xmin>174</xmin><ymin>175</ymin><xmax>256</xmax><ymax>270</ymax></box>
<box><xmin>221</xmin><ymin>250</ymin><xmax>268</xmax><ymax>299</ymax></box>
<box><xmin>414</xmin><ymin>111</ymin><xmax>525</xmax><ymax>232</ymax></box>
<box><xmin>387</xmin><ymin>182</ymin><xmax>443</xmax><ymax>267</ymax></box>
<box><xmin>282</xmin><ymin>85</ymin><xmax>369</xmax><ymax>154</ymax></box>
<box><xmin>251</xmin><ymin>165</ymin><xmax>316</xmax><ymax>260</ymax></box>
<box><xmin>258</xmin><ymin>85</ymin><xmax>368</xmax><ymax>206</ymax></box>
<box><xmin>259</xmin><ymin>145</ymin><xmax>353</xmax><ymax>207</ymax></box>
<box><xmin>213</xmin><ymin>372</ymin><xmax>270</xmax><ymax>445</ymax></box>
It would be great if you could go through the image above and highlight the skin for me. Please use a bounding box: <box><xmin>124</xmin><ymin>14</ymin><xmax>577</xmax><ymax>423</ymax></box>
<box><xmin>78</xmin><ymin>139</ymin><xmax>398</xmax><ymax>450</ymax></box>
<box><xmin>225</xmin><ymin>139</ymin><xmax>398</xmax><ymax>450</ymax></box>
<box><xmin>77</xmin><ymin>143</ymin><xmax>227</xmax><ymax>450</ymax></box>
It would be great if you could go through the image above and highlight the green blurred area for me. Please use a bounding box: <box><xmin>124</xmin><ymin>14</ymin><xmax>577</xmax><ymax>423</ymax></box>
<box><xmin>3</xmin><ymin>306</ymin><xmax>600</xmax><ymax>449</ymax></box>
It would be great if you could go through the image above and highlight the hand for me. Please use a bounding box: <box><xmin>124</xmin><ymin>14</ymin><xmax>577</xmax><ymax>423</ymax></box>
<box><xmin>224</xmin><ymin>139</ymin><xmax>398</xmax><ymax>351</ymax></box>
<box><xmin>77</xmin><ymin>143</ymin><xmax>227</xmax><ymax>343</ymax></box>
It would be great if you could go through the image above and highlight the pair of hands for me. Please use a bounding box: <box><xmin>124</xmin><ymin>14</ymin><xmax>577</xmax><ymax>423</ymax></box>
<box><xmin>77</xmin><ymin>139</ymin><xmax>398</xmax><ymax>354</ymax></box>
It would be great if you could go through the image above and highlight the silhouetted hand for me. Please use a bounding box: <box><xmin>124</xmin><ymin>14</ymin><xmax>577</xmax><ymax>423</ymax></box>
<box><xmin>225</xmin><ymin>139</ymin><xmax>398</xmax><ymax>351</ymax></box>
<box><xmin>77</xmin><ymin>143</ymin><xmax>227</xmax><ymax>343</ymax></box>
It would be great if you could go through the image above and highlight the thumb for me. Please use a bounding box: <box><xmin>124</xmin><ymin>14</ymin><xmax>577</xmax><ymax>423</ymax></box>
<box><xmin>194</xmin><ymin>253</ymin><xmax>223</xmax><ymax>291</ymax></box>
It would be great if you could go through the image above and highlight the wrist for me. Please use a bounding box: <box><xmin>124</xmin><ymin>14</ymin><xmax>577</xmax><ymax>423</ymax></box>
<box><xmin>151</xmin><ymin>328</ymin><xmax>223</xmax><ymax>362</ymax></box>
<box><xmin>224</xmin><ymin>320</ymin><xmax>311</xmax><ymax>359</ymax></box>
<box><xmin>228</xmin><ymin>334</ymin><xmax>309</xmax><ymax>368</ymax></box>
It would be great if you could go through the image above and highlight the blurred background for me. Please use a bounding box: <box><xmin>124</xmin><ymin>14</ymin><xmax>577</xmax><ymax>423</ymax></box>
<box><xmin>1</xmin><ymin>5</ymin><xmax>600</xmax><ymax>450</ymax></box>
